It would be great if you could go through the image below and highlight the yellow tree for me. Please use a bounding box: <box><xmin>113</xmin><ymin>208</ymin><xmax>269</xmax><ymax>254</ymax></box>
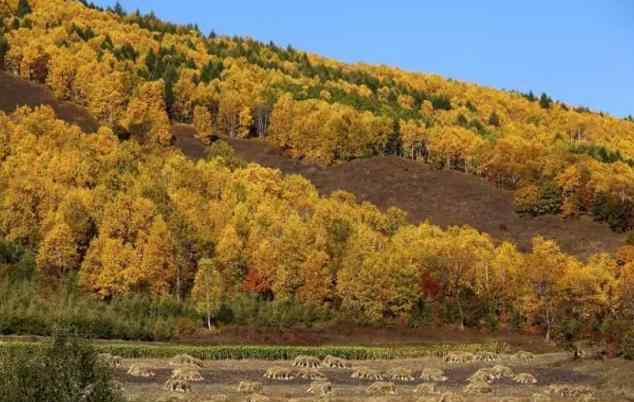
<box><xmin>336</xmin><ymin>224</ymin><xmax>419</xmax><ymax>322</ymax></box>
<box><xmin>172</xmin><ymin>68</ymin><xmax>197</xmax><ymax>122</ymax></box>
<box><xmin>296</xmin><ymin>249</ymin><xmax>332</xmax><ymax>307</ymax></box>
<box><xmin>86</xmin><ymin>71</ymin><xmax>129</xmax><ymax>128</ymax></box>
<box><xmin>138</xmin><ymin>215</ymin><xmax>179</xmax><ymax>297</ymax></box>
<box><xmin>521</xmin><ymin>236</ymin><xmax>571</xmax><ymax>341</ymax></box>
<box><xmin>123</xmin><ymin>80</ymin><xmax>172</xmax><ymax>145</ymax></box>
<box><xmin>421</xmin><ymin>226</ymin><xmax>493</xmax><ymax>330</ymax></box>
<box><xmin>46</xmin><ymin>52</ymin><xmax>78</xmax><ymax>100</ymax></box>
<box><xmin>193</xmin><ymin>105</ymin><xmax>213</xmax><ymax>144</ymax></box>
<box><xmin>565</xmin><ymin>253</ymin><xmax>618</xmax><ymax>325</ymax></box>
<box><xmin>36</xmin><ymin>222</ymin><xmax>79</xmax><ymax>278</ymax></box>
<box><xmin>191</xmin><ymin>258</ymin><xmax>224</xmax><ymax>330</ymax></box>
<box><xmin>399</xmin><ymin>119</ymin><xmax>427</xmax><ymax>160</ymax></box>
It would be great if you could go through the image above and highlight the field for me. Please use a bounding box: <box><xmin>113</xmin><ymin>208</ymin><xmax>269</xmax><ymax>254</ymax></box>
<box><xmin>111</xmin><ymin>351</ymin><xmax>633</xmax><ymax>402</ymax></box>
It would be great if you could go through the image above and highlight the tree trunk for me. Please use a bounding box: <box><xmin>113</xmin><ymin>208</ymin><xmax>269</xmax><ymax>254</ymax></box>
<box><xmin>545</xmin><ymin>308</ymin><xmax>551</xmax><ymax>342</ymax></box>
<box><xmin>176</xmin><ymin>265</ymin><xmax>181</xmax><ymax>303</ymax></box>
<box><xmin>456</xmin><ymin>293</ymin><xmax>465</xmax><ymax>331</ymax></box>
<box><xmin>207</xmin><ymin>311</ymin><xmax>212</xmax><ymax>331</ymax></box>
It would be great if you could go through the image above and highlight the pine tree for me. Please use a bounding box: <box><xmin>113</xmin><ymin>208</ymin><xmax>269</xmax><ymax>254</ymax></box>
<box><xmin>488</xmin><ymin>111</ymin><xmax>501</xmax><ymax>127</ymax></box>
<box><xmin>113</xmin><ymin>1</ymin><xmax>125</xmax><ymax>17</ymax></box>
<box><xmin>16</xmin><ymin>0</ymin><xmax>32</xmax><ymax>18</ymax></box>
<box><xmin>0</xmin><ymin>36</ymin><xmax>8</xmax><ymax>69</ymax></box>
<box><xmin>539</xmin><ymin>92</ymin><xmax>553</xmax><ymax>109</ymax></box>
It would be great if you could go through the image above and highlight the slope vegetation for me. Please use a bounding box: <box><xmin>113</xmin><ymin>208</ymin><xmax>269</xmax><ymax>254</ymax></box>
<box><xmin>173</xmin><ymin>124</ymin><xmax>624</xmax><ymax>257</ymax></box>
<box><xmin>0</xmin><ymin>69</ymin><xmax>623</xmax><ymax>258</ymax></box>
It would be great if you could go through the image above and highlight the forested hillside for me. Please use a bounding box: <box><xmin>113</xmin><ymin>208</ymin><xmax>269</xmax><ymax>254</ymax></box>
<box><xmin>1</xmin><ymin>0</ymin><xmax>634</xmax><ymax>348</ymax></box>
<box><xmin>1</xmin><ymin>0</ymin><xmax>634</xmax><ymax>230</ymax></box>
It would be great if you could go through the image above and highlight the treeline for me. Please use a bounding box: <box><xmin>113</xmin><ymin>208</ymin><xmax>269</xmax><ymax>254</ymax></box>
<box><xmin>2</xmin><ymin>0</ymin><xmax>634</xmax><ymax>229</ymax></box>
<box><xmin>1</xmin><ymin>106</ymin><xmax>634</xmax><ymax>352</ymax></box>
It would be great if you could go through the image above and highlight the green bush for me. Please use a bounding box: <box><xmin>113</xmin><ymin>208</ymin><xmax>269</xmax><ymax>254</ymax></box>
<box><xmin>0</xmin><ymin>334</ymin><xmax>124</xmax><ymax>402</ymax></box>
<box><xmin>622</xmin><ymin>329</ymin><xmax>634</xmax><ymax>360</ymax></box>
<box><xmin>0</xmin><ymin>278</ymin><xmax>199</xmax><ymax>341</ymax></box>
<box><xmin>513</xmin><ymin>182</ymin><xmax>562</xmax><ymax>216</ymax></box>
<box><xmin>626</xmin><ymin>232</ymin><xmax>634</xmax><ymax>246</ymax></box>
<box><xmin>222</xmin><ymin>293</ymin><xmax>332</xmax><ymax>328</ymax></box>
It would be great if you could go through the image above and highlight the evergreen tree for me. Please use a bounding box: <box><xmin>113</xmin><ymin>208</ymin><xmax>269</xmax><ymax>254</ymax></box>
<box><xmin>488</xmin><ymin>111</ymin><xmax>501</xmax><ymax>127</ymax></box>
<box><xmin>539</xmin><ymin>92</ymin><xmax>553</xmax><ymax>109</ymax></box>
<box><xmin>16</xmin><ymin>0</ymin><xmax>32</xmax><ymax>18</ymax></box>
<box><xmin>0</xmin><ymin>35</ymin><xmax>8</xmax><ymax>69</ymax></box>
<box><xmin>113</xmin><ymin>1</ymin><xmax>125</xmax><ymax>17</ymax></box>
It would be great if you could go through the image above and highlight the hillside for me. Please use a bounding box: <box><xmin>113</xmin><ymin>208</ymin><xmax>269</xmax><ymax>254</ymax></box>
<box><xmin>0</xmin><ymin>71</ymin><xmax>97</xmax><ymax>132</ymax></box>
<box><xmin>0</xmin><ymin>69</ymin><xmax>623</xmax><ymax>258</ymax></box>
<box><xmin>2</xmin><ymin>0</ymin><xmax>634</xmax><ymax>232</ymax></box>
<box><xmin>2</xmin><ymin>0</ymin><xmax>634</xmax><ymax>351</ymax></box>
<box><xmin>174</xmin><ymin>124</ymin><xmax>624</xmax><ymax>257</ymax></box>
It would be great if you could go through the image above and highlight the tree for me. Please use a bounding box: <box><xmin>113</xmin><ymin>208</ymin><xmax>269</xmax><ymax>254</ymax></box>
<box><xmin>539</xmin><ymin>92</ymin><xmax>553</xmax><ymax>109</ymax></box>
<box><xmin>113</xmin><ymin>1</ymin><xmax>125</xmax><ymax>16</ymax></box>
<box><xmin>46</xmin><ymin>53</ymin><xmax>78</xmax><ymax>100</ymax></box>
<box><xmin>16</xmin><ymin>0</ymin><xmax>31</xmax><ymax>18</ymax></box>
<box><xmin>36</xmin><ymin>222</ymin><xmax>79</xmax><ymax>278</ymax></box>
<box><xmin>123</xmin><ymin>80</ymin><xmax>172</xmax><ymax>145</ymax></box>
<box><xmin>191</xmin><ymin>258</ymin><xmax>223</xmax><ymax>330</ymax></box>
<box><xmin>0</xmin><ymin>35</ymin><xmax>8</xmax><ymax>69</ymax></box>
<box><xmin>138</xmin><ymin>216</ymin><xmax>179</xmax><ymax>297</ymax></box>
<box><xmin>193</xmin><ymin>105</ymin><xmax>213</xmax><ymax>144</ymax></box>
<box><xmin>521</xmin><ymin>236</ymin><xmax>571</xmax><ymax>341</ymax></box>
<box><xmin>488</xmin><ymin>111</ymin><xmax>501</xmax><ymax>127</ymax></box>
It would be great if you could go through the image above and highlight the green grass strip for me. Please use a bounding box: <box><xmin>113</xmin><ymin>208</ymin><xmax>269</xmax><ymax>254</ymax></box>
<box><xmin>0</xmin><ymin>340</ymin><xmax>502</xmax><ymax>360</ymax></box>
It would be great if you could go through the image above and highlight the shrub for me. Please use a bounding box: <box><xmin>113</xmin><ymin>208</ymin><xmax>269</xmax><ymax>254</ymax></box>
<box><xmin>622</xmin><ymin>329</ymin><xmax>634</xmax><ymax>360</ymax></box>
<box><xmin>513</xmin><ymin>185</ymin><xmax>541</xmax><ymax>215</ymax></box>
<box><xmin>0</xmin><ymin>334</ymin><xmax>124</xmax><ymax>402</ymax></box>
<box><xmin>592</xmin><ymin>193</ymin><xmax>634</xmax><ymax>232</ymax></box>
<box><xmin>513</xmin><ymin>182</ymin><xmax>562</xmax><ymax>216</ymax></box>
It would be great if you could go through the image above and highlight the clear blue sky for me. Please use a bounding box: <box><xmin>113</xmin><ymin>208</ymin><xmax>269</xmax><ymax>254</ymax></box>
<box><xmin>94</xmin><ymin>1</ymin><xmax>634</xmax><ymax>117</ymax></box>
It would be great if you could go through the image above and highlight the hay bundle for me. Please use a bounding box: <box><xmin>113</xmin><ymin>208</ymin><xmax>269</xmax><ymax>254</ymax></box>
<box><xmin>237</xmin><ymin>381</ymin><xmax>263</xmax><ymax>394</ymax></box>
<box><xmin>419</xmin><ymin>368</ymin><xmax>448</xmax><ymax>382</ymax></box>
<box><xmin>513</xmin><ymin>372</ymin><xmax>537</xmax><ymax>384</ymax></box>
<box><xmin>163</xmin><ymin>378</ymin><xmax>191</xmax><ymax>393</ymax></box>
<box><xmin>351</xmin><ymin>366</ymin><xmax>384</xmax><ymax>380</ymax></box>
<box><xmin>306</xmin><ymin>381</ymin><xmax>333</xmax><ymax>397</ymax></box>
<box><xmin>127</xmin><ymin>363</ymin><xmax>155</xmax><ymax>378</ymax></box>
<box><xmin>292</xmin><ymin>355</ymin><xmax>321</xmax><ymax>368</ymax></box>
<box><xmin>366</xmin><ymin>381</ymin><xmax>397</xmax><ymax>395</ymax></box>
<box><xmin>322</xmin><ymin>355</ymin><xmax>350</xmax><ymax>369</ymax></box>
<box><xmin>263</xmin><ymin>366</ymin><xmax>296</xmax><ymax>380</ymax></box>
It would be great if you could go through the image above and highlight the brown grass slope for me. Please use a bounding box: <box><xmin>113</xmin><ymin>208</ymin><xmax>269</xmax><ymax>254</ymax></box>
<box><xmin>0</xmin><ymin>72</ymin><xmax>623</xmax><ymax>257</ymax></box>
<box><xmin>173</xmin><ymin>124</ymin><xmax>624</xmax><ymax>258</ymax></box>
<box><xmin>0</xmin><ymin>71</ymin><xmax>98</xmax><ymax>133</ymax></box>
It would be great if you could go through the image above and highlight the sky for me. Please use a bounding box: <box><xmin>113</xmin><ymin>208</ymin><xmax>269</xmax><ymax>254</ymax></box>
<box><xmin>93</xmin><ymin>1</ymin><xmax>634</xmax><ymax>118</ymax></box>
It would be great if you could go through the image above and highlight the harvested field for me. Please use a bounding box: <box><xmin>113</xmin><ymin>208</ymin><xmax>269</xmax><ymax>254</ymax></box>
<box><xmin>116</xmin><ymin>353</ymin><xmax>631</xmax><ymax>402</ymax></box>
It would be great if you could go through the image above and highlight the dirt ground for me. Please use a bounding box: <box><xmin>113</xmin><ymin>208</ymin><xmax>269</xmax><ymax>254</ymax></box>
<box><xmin>119</xmin><ymin>353</ymin><xmax>634</xmax><ymax>402</ymax></box>
<box><xmin>0</xmin><ymin>71</ymin><xmax>98</xmax><ymax>133</ymax></box>
<box><xmin>172</xmin><ymin>124</ymin><xmax>625</xmax><ymax>259</ymax></box>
